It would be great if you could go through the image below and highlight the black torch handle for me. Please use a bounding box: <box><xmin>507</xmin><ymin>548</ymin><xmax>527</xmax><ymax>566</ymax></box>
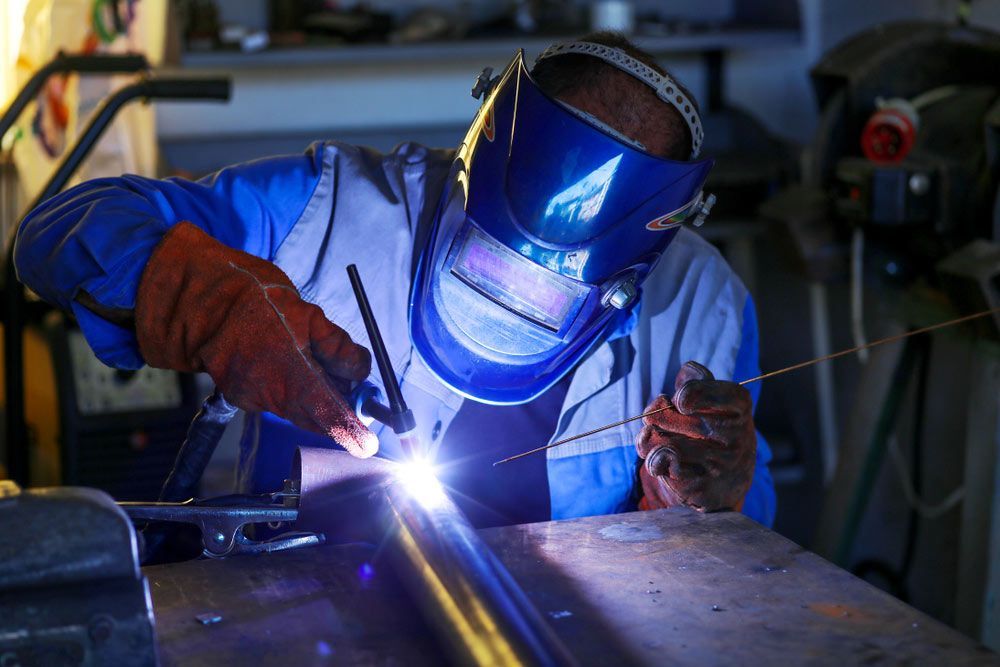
<box><xmin>346</xmin><ymin>264</ymin><xmax>408</xmax><ymax>417</ymax></box>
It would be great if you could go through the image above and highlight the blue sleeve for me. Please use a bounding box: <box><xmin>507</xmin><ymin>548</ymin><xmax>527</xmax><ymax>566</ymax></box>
<box><xmin>13</xmin><ymin>144</ymin><xmax>329</xmax><ymax>369</ymax></box>
<box><xmin>731</xmin><ymin>295</ymin><xmax>777</xmax><ymax>527</ymax></box>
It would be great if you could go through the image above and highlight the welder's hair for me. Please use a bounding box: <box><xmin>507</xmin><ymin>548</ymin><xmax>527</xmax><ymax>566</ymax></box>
<box><xmin>530</xmin><ymin>31</ymin><xmax>695</xmax><ymax>161</ymax></box>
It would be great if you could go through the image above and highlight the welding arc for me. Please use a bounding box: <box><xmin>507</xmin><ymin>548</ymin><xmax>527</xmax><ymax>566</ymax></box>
<box><xmin>493</xmin><ymin>305</ymin><xmax>1000</xmax><ymax>466</ymax></box>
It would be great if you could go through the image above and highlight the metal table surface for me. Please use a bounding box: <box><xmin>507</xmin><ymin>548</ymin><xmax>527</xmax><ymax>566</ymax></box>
<box><xmin>146</xmin><ymin>508</ymin><xmax>997</xmax><ymax>665</ymax></box>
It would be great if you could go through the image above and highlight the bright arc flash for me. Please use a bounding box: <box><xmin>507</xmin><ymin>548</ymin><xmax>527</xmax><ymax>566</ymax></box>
<box><xmin>395</xmin><ymin>458</ymin><xmax>447</xmax><ymax>508</ymax></box>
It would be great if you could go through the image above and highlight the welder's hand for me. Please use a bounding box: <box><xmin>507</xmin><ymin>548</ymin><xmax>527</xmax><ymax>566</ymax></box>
<box><xmin>636</xmin><ymin>361</ymin><xmax>755</xmax><ymax>512</ymax></box>
<box><xmin>135</xmin><ymin>222</ymin><xmax>377</xmax><ymax>457</ymax></box>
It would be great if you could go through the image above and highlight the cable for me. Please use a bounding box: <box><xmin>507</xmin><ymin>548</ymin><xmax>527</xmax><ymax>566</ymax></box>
<box><xmin>851</xmin><ymin>227</ymin><xmax>870</xmax><ymax>364</ymax></box>
<box><xmin>910</xmin><ymin>85</ymin><xmax>961</xmax><ymax>111</ymax></box>
<box><xmin>888</xmin><ymin>435</ymin><xmax>965</xmax><ymax>520</ymax></box>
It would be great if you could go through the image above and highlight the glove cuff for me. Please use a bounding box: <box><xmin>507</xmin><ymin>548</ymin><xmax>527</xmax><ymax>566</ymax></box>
<box><xmin>136</xmin><ymin>222</ymin><xmax>203</xmax><ymax>371</ymax></box>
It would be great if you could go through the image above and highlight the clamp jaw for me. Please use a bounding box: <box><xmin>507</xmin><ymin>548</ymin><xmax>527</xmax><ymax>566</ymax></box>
<box><xmin>119</xmin><ymin>489</ymin><xmax>322</xmax><ymax>559</ymax></box>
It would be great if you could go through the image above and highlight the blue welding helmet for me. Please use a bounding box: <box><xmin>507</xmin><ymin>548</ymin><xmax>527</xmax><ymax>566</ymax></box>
<box><xmin>410</xmin><ymin>45</ymin><xmax>715</xmax><ymax>405</ymax></box>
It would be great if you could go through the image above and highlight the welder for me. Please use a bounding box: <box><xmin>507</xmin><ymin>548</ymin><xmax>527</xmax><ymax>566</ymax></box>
<box><xmin>14</xmin><ymin>32</ymin><xmax>775</xmax><ymax>528</ymax></box>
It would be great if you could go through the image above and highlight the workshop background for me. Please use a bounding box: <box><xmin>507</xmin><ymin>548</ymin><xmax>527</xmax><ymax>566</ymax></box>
<box><xmin>2</xmin><ymin>0</ymin><xmax>1000</xmax><ymax>653</ymax></box>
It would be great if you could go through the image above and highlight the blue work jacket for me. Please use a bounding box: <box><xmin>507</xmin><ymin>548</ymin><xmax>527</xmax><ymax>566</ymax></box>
<box><xmin>15</xmin><ymin>141</ymin><xmax>776</xmax><ymax>526</ymax></box>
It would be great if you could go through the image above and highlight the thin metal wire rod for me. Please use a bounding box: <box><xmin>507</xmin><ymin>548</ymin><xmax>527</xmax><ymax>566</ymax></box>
<box><xmin>494</xmin><ymin>306</ymin><xmax>1000</xmax><ymax>466</ymax></box>
<box><xmin>492</xmin><ymin>406</ymin><xmax>675</xmax><ymax>466</ymax></box>
<box><xmin>737</xmin><ymin>305</ymin><xmax>1000</xmax><ymax>386</ymax></box>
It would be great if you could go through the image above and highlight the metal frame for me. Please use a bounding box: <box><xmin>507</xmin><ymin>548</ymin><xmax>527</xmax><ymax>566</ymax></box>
<box><xmin>3</xmin><ymin>74</ymin><xmax>230</xmax><ymax>485</ymax></box>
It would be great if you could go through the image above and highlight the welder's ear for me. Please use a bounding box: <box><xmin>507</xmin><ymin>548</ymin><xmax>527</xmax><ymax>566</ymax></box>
<box><xmin>673</xmin><ymin>361</ymin><xmax>714</xmax><ymax>395</ymax></box>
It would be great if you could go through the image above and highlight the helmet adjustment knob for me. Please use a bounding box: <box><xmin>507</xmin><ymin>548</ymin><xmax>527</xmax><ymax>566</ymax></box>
<box><xmin>603</xmin><ymin>275</ymin><xmax>638</xmax><ymax>310</ymax></box>
<box><xmin>471</xmin><ymin>67</ymin><xmax>499</xmax><ymax>100</ymax></box>
<box><xmin>691</xmin><ymin>193</ymin><xmax>716</xmax><ymax>227</ymax></box>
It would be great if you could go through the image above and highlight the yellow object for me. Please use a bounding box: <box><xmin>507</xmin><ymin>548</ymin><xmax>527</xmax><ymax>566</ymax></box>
<box><xmin>11</xmin><ymin>0</ymin><xmax>168</xmax><ymax>213</ymax></box>
<box><xmin>0</xmin><ymin>0</ymin><xmax>30</xmax><ymax>114</ymax></box>
<box><xmin>0</xmin><ymin>322</ymin><xmax>61</xmax><ymax>486</ymax></box>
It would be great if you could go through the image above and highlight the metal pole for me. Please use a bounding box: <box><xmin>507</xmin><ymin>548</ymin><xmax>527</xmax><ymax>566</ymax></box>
<box><xmin>0</xmin><ymin>53</ymin><xmax>147</xmax><ymax>142</ymax></box>
<box><xmin>380</xmin><ymin>477</ymin><xmax>576</xmax><ymax>666</ymax></box>
<box><xmin>293</xmin><ymin>448</ymin><xmax>576</xmax><ymax>666</ymax></box>
<box><xmin>809</xmin><ymin>281</ymin><xmax>839</xmax><ymax>484</ymax></box>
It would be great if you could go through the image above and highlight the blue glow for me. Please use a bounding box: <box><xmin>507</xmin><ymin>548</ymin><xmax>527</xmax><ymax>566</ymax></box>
<box><xmin>358</xmin><ymin>562</ymin><xmax>375</xmax><ymax>582</ymax></box>
<box><xmin>395</xmin><ymin>459</ymin><xmax>448</xmax><ymax>508</ymax></box>
<box><xmin>315</xmin><ymin>641</ymin><xmax>334</xmax><ymax>657</ymax></box>
<box><xmin>452</xmin><ymin>228</ymin><xmax>582</xmax><ymax>332</ymax></box>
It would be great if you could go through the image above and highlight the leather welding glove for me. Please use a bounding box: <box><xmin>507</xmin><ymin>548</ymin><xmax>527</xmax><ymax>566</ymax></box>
<box><xmin>636</xmin><ymin>361</ymin><xmax>756</xmax><ymax>512</ymax></box>
<box><xmin>135</xmin><ymin>221</ymin><xmax>378</xmax><ymax>457</ymax></box>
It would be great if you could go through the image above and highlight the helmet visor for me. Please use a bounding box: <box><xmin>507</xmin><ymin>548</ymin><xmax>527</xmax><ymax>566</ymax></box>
<box><xmin>451</xmin><ymin>226</ymin><xmax>588</xmax><ymax>332</ymax></box>
<box><xmin>410</xmin><ymin>50</ymin><xmax>714</xmax><ymax>404</ymax></box>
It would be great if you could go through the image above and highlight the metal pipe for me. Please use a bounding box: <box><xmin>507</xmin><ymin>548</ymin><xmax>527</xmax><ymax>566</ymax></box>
<box><xmin>0</xmin><ymin>52</ymin><xmax>148</xmax><ymax>142</ymax></box>
<box><xmin>292</xmin><ymin>448</ymin><xmax>575</xmax><ymax>666</ymax></box>
<box><xmin>808</xmin><ymin>282</ymin><xmax>839</xmax><ymax>485</ymax></box>
<box><xmin>380</xmin><ymin>474</ymin><xmax>576</xmax><ymax>666</ymax></box>
<box><xmin>25</xmin><ymin>76</ymin><xmax>231</xmax><ymax>213</ymax></box>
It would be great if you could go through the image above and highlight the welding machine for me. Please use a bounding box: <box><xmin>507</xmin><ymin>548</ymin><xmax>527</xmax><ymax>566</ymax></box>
<box><xmin>9</xmin><ymin>312</ymin><xmax>200</xmax><ymax>500</ymax></box>
<box><xmin>0</xmin><ymin>59</ymin><xmax>230</xmax><ymax>499</ymax></box>
<box><xmin>46</xmin><ymin>315</ymin><xmax>200</xmax><ymax>499</ymax></box>
<box><xmin>809</xmin><ymin>21</ymin><xmax>1000</xmax><ymax>279</ymax></box>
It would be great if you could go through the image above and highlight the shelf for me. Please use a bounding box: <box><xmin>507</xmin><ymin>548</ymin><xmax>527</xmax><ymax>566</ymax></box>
<box><xmin>180</xmin><ymin>29</ymin><xmax>802</xmax><ymax>70</ymax></box>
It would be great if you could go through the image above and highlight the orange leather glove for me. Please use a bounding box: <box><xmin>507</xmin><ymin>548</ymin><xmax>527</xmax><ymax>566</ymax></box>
<box><xmin>636</xmin><ymin>361</ymin><xmax>756</xmax><ymax>512</ymax></box>
<box><xmin>135</xmin><ymin>222</ymin><xmax>377</xmax><ymax>457</ymax></box>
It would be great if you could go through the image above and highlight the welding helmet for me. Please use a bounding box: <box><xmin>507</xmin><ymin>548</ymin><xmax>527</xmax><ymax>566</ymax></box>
<box><xmin>410</xmin><ymin>42</ymin><xmax>715</xmax><ymax>405</ymax></box>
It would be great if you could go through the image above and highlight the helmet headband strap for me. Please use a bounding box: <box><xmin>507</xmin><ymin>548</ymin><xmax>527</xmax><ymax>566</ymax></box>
<box><xmin>535</xmin><ymin>41</ymin><xmax>704</xmax><ymax>158</ymax></box>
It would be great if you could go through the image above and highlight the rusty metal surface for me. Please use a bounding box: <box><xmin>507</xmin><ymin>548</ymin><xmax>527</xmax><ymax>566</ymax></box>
<box><xmin>146</xmin><ymin>543</ymin><xmax>441</xmax><ymax>666</ymax></box>
<box><xmin>480</xmin><ymin>509</ymin><xmax>999</xmax><ymax>666</ymax></box>
<box><xmin>147</xmin><ymin>508</ymin><xmax>998</xmax><ymax>666</ymax></box>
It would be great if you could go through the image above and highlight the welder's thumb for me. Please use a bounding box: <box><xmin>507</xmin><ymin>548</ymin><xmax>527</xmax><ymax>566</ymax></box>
<box><xmin>673</xmin><ymin>360</ymin><xmax>714</xmax><ymax>395</ymax></box>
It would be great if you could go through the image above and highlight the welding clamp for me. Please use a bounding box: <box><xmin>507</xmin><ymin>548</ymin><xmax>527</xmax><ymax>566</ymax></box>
<box><xmin>119</xmin><ymin>489</ymin><xmax>322</xmax><ymax>559</ymax></box>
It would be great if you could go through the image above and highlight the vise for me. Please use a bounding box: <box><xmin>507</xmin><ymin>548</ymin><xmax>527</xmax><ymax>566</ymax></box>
<box><xmin>0</xmin><ymin>480</ymin><xmax>157</xmax><ymax>666</ymax></box>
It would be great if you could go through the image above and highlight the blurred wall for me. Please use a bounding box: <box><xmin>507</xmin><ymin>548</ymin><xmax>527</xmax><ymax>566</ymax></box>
<box><xmin>157</xmin><ymin>0</ymin><xmax>1000</xmax><ymax>176</ymax></box>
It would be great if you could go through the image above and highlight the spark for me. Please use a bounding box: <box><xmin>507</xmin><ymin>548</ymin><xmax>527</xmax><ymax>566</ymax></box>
<box><xmin>394</xmin><ymin>457</ymin><xmax>447</xmax><ymax>508</ymax></box>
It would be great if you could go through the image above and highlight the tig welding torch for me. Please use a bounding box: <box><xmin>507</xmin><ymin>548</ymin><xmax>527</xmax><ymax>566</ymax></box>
<box><xmin>348</xmin><ymin>380</ymin><xmax>422</xmax><ymax>458</ymax></box>
<box><xmin>346</xmin><ymin>265</ymin><xmax>423</xmax><ymax>459</ymax></box>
